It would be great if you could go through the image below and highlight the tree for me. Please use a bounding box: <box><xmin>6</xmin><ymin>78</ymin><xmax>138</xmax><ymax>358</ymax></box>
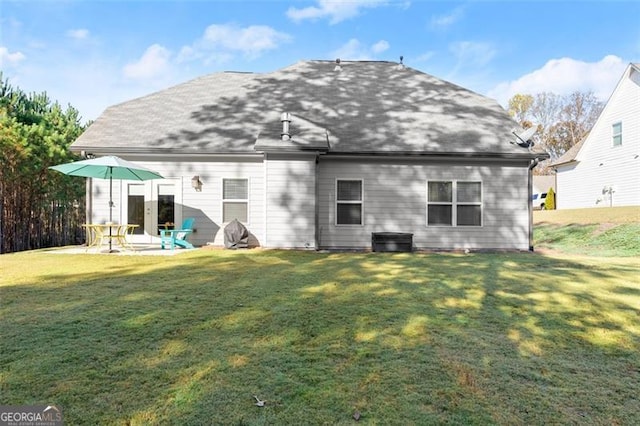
<box><xmin>507</xmin><ymin>94</ymin><xmax>534</xmax><ymax>128</ymax></box>
<box><xmin>0</xmin><ymin>74</ymin><xmax>87</xmax><ymax>253</ymax></box>
<box><xmin>549</xmin><ymin>91</ymin><xmax>603</xmax><ymax>158</ymax></box>
<box><xmin>508</xmin><ymin>91</ymin><xmax>604</xmax><ymax>174</ymax></box>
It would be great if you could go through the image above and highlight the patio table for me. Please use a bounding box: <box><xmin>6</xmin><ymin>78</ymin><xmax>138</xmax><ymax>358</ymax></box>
<box><xmin>83</xmin><ymin>223</ymin><xmax>139</xmax><ymax>252</ymax></box>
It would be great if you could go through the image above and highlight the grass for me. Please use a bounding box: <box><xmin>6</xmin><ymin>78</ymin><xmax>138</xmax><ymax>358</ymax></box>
<box><xmin>1</xmin><ymin>247</ymin><xmax>639</xmax><ymax>425</ymax></box>
<box><xmin>534</xmin><ymin>206</ymin><xmax>640</xmax><ymax>225</ymax></box>
<box><xmin>534</xmin><ymin>206</ymin><xmax>640</xmax><ymax>257</ymax></box>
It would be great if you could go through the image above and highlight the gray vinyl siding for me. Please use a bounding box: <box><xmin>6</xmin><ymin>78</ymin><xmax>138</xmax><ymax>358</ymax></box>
<box><xmin>89</xmin><ymin>156</ymin><xmax>265</xmax><ymax>247</ymax></box>
<box><xmin>318</xmin><ymin>159</ymin><xmax>530</xmax><ymax>250</ymax></box>
<box><xmin>195</xmin><ymin>161</ymin><xmax>264</xmax><ymax>247</ymax></box>
<box><xmin>88</xmin><ymin>154</ymin><xmax>530</xmax><ymax>250</ymax></box>
<box><xmin>264</xmin><ymin>154</ymin><xmax>317</xmax><ymax>248</ymax></box>
<box><xmin>89</xmin><ymin>178</ymin><xmax>117</xmax><ymax>226</ymax></box>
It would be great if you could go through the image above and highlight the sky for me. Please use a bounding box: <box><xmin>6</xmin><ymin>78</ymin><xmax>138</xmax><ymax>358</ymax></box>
<box><xmin>1</xmin><ymin>0</ymin><xmax>639</xmax><ymax>123</ymax></box>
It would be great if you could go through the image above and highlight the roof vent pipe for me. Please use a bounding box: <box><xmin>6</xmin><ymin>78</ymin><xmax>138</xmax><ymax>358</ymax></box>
<box><xmin>281</xmin><ymin>112</ymin><xmax>291</xmax><ymax>141</ymax></box>
<box><xmin>397</xmin><ymin>55</ymin><xmax>406</xmax><ymax>70</ymax></box>
<box><xmin>334</xmin><ymin>58</ymin><xmax>341</xmax><ymax>72</ymax></box>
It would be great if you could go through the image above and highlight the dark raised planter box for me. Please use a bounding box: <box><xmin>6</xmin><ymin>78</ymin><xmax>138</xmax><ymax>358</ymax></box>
<box><xmin>371</xmin><ymin>232</ymin><xmax>413</xmax><ymax>252</ymax></box>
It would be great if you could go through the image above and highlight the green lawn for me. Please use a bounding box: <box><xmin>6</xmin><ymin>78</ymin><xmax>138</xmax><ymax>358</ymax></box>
<box><xmin>534</xmin><ymin>206</ymin><xmax>640</xmax><ymax>257</ymax></box>
<box><xmin>534</xmin><ymin>206</ymin><xmax>640</xmax><ymax>225</ymax></box>
<box><xmin>1</xmin><ymin>248</ymin><xmax>639</xmax><ymax>425</ymax></box>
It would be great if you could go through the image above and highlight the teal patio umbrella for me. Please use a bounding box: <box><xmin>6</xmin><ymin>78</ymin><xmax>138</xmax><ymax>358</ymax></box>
<box><xmin>50</xmin><ymin>155</ymin><xmax>164</xmax><ymax>252</ymax></box>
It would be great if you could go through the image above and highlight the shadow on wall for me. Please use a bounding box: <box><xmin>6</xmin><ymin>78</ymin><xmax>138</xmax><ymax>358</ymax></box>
<box><xmin>138</xmin><ymin>203</ymin><xmax>260</xmax><ymax>247</ymax></box>
<box><xmin>181</xmin><ymin>205</ymin><xmax>219</xmax><ymax>247</ymax></box>
<box><xmin>182</xmin><ymin>205</ymin><xmax>261</xmax><ymax>248</ymax></box>
<box><xmin>313</xmin><ymin>159</ymin><xmax>530</xmax><ymax>251</ymax></box>
<box><xmin>140</xmin><ymin>61</ymin><xmax>530</xmax><ymax>250</ymax></box>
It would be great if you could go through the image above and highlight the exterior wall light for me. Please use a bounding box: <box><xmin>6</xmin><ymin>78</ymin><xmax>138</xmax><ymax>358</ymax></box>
<box><xmin>191</xmin><ymin>176</ymin><xmax>203</xmax><ymax>192</ymax></box>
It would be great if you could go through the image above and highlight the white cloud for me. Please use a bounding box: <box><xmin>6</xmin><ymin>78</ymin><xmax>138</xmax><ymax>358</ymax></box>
<box><xmin>450</xmin><ymin>41</ymin><xmax>496</xmax><ymax>68</ymax></box>
<box><xmin>332</xmin><ymin>39</ymin><xmax>368</xmax><ymax>60</ymax></box>
<box><xmin>430</xmin><ymin>6</ymin><xmax>464</xmax><ymax>30</ymax></box>
<box><xmin>178</xmin><ymin>24</ymin><xmax>291</xmax><ymax>63</ymax></box>
<box><xmin>371</xmin><ymin>40</ymin><xmax>390</xmax><ymax>54</ymax></box>
<box><xmin>0</xmin><ymin>46</ymin><xmax>26</xmax><ymax>66</ymax></box>
<box><xmin>123</xmin><ymin>44</ymin><xmax>172</xmax><ymax>80</ymax></box>
<box><xmin>414</xmin><ymin>51</ymin><xmax>436</xmax><ymax>63</ymax></box>
<box><xmin>66</xmin><ymin>29</ymin><xmax>89</xmax><ymax>40</ymax></box>
<box><xmin>330</xmin><ymin>39</ymin><xmax>391</xmax><ymax>60</ymax></box>
<box><xmin>287</xmin><ymin>0</ymin><xmax>388</xmax><ymax>25</ymax></box>
<box><xmin>488</xmin><ymin>55</ymin><xmax>628</xmax><ymax>106</ymax></box>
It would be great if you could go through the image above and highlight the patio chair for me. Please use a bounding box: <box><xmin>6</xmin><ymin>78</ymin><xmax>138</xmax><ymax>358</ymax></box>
<box><xmin>116</xmin><ymin>224</ymin><xmax>139</xmax><ymax>251</ymax></box>
<box><xmin>83</xmin><ymin>224</ymin><xmax>106</xmax><ymax>252</ymax></box>
<box><xmin>160</xmin><ymin>218</ymin><xmax>195</xmax><ymax>250</ymax></box>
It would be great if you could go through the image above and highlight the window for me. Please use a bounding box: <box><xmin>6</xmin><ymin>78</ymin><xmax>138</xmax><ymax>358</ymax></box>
<box><xmin>456</xmin><ymin>182</ymin><xmax>482</xmax><ymax>226</ymax></box>
<box><xmin>612</xmin><ymin>122</ymin><xmax>622</xmax><ymax>146</ymax></box>
<box><xmin>336</xmin><ymin>180</ymin><xmax>363</xmax><ymax>225</ymax></box>
<box><xmin>427</xmin><ymin>181</ymin><xmax>452</xmax><ymax>226</ymax></box>
<box><xmin>223</xmin><ymin>179</ymin><xmax>248</xmax><ymax>222</ymax></box>
<box><xmin>427</xmin><ymin>181</ymin><xmax>482</xmax><ymax>226</ymax></box>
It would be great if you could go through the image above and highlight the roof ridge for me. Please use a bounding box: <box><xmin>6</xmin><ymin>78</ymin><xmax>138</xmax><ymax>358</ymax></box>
<box><xmin>222</xmin><ymin>70</ymin><xmax>255</xmax><ymax>75</ymax></box>
<box><xmin>308</xmin><ymin>59</ymin><xmax>399</xmax><ymax>64</ymax></box>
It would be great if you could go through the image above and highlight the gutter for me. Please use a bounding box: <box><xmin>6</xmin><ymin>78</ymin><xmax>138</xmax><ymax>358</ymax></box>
<box><xmin>71</xmin><ymin>147</ymin><xmax>266</xmax><ymax>159</ymax></box>
<box><xmin>72</xmin><ymin>146</ymin><xmax>546</xmax><ymax>161</ymax></box>
<box><xmin>324</xmin><ymin>151</ymin><xmax>547</xmax><ymax>161</ymax></box>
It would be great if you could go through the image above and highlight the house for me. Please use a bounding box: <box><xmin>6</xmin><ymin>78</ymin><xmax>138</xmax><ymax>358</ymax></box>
<box><xmin>532</xmin><ymin>175</ymin><xmax>556</xmax><ymax>209</ymax></box>
<box><xmin>70</xmin><ymin>60</ymin><xmax>548</xmax><ymax>251</ymax></box>
<box><xmin>552</xmin><ymin>63</ymin><xmax>640</xmax><ymax>209</ymax></box>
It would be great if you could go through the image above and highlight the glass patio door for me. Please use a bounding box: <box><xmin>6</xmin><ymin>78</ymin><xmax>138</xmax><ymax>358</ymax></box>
<box><xmin>122</xmin><ymin>179</ymin><xmax>182</xmax><ymax>244</ymax></box>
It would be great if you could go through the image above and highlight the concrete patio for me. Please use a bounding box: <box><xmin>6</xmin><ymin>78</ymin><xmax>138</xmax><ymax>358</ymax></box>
<box><xmin>44</xmin><ymin>244</ymin><xmax>195</xmax><ymax>256</ymax></box>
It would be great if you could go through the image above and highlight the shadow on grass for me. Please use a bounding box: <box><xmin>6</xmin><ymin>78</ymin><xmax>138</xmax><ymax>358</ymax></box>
<box><xmin>1</xmin><ymin>250</ymin><xmax>639</xmax><ymax>424</ymax></box>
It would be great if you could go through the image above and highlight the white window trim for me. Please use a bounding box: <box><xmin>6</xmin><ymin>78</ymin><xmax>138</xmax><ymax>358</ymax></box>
<box><xmin>426</xmin><ymin>181</ymin><xmax>453</xmax><ymax>227</ymax></box>
<box><xmin>335</xmin><ymin>178</ymin><xmax>364</xmax><ymax>226</ymax></box>
<box><xmin>222</xmin><ymin>177</ymin><xmax>250</xmax><ymax>224</ymax></box>
<box><xmin>612</xmin><ymin>121</ymin><xmax>622</xmax><ymax>147</ymax></box>
<box><xmin>426</xmin><ymin>180</ymin><xmax>483</xmax><ymax>227</ymax></box>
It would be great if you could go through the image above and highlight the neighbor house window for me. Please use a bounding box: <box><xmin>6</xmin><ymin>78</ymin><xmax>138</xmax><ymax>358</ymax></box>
<box><xmin>427</xmin><ymin>181</ymin><xmax>482</xmax><ymax>226</ymax></box>
<box><xmin>336</xmin><ymin>179</ymin><xmax>363</xmax><ymax>225</ymax></box>
<box><xmin>612</xmin><ymin>122</ymin><xmax>622</xmax><ymax>146</ymax></box>
<box><xmin>223</xmin><ymin>178</ymin><xmax>248</xmax><ymax>222</ymax></box>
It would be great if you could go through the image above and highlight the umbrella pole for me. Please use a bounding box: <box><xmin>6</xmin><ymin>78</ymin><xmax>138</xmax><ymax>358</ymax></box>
<box><xmin>109</xmin><ymin>173</ymin><xmax>113</xmax><ymax>252</ymax></box>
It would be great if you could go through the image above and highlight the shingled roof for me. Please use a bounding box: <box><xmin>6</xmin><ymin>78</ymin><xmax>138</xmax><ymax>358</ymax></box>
<box><xmin>551</xmin><ymin>138</ymin><xmax>586</xmax><ymax>167</ymax></box>
<box><xmin>72</xmin><ymin>60</ymin><xmax>540</xmax><ymax>158</ymax></box>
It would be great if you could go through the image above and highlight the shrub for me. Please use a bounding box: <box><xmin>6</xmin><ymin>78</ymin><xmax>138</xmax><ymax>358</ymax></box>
<box><xmin>545</xmin><ymin>187</ymin><xmax>556</xmax><ymax>210</ymax></box>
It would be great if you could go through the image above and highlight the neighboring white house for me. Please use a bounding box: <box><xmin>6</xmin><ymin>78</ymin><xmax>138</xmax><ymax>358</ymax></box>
<box><xmin>70</xmin><ymin>60</ymin><xmax>547</xmax><ymax>251</ymax></box>
<box><xmin>552</xmin><ymin>63</ymin><xmax>640</xmax><ymax>209</ymax></box>
<box><xmin>532</xmin><ymin>175</ymin><xmax>556</xmax><ymax>209</ymax></box>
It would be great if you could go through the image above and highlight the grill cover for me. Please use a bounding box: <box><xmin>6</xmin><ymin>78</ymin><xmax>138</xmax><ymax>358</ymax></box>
<box><xmin>224</xmin><ymin>219</ymin><xmax>249</xmax><ymax>249</ymax></box>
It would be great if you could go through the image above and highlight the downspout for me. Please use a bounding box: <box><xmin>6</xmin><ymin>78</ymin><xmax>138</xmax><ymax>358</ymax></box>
<box><xmin>528</xmin><ymin>158</ymin><xmax>540</xmax><ymax>251</ymax></box>
<box><xmin>314</xmin><ymin>152</ymin><xmax>320</xmax><ymax>250</ymax></box>
<box><xmin>263</xmin><ymin>153</ymin><xmax>268</xmax><ymax>248</ymax></box>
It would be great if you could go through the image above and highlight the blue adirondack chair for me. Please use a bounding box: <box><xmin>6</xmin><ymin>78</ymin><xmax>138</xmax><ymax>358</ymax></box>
<box><xmin>160</xmin><ymin>218</ymin><xmax>195</xmax><ymax>250</ymax></box>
